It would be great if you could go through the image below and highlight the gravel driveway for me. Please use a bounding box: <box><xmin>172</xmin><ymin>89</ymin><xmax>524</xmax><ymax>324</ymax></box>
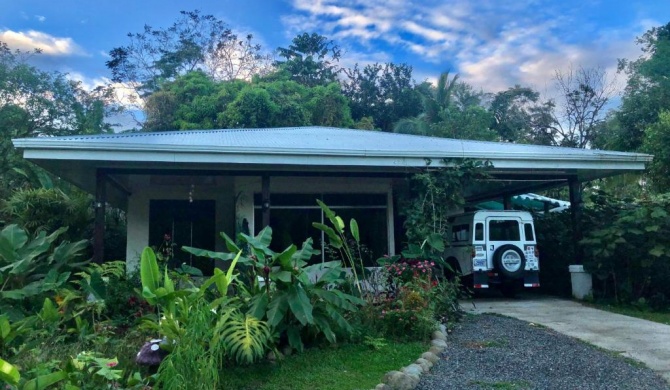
<box><xmin>417</xmin><ymin>314</ymin><xmax>669</xmax><ymax>390</ymax></box>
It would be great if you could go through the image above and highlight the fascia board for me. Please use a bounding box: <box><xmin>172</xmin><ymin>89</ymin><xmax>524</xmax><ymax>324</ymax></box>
<box><xmin>13</xmin><ymin>138</ymin><xmax>653</xmax><ymax>162</ymax></box>
<box><xmin>21</xmin><ymin>147</ymin><xmax>650</xmax><ymax>172</ymax></box>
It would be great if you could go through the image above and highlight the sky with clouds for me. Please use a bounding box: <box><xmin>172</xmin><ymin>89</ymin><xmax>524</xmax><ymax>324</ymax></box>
<box><xmin>1</xmin><ymin>0</ymin><xmax>669</xmax><ymax>99</ymax></box>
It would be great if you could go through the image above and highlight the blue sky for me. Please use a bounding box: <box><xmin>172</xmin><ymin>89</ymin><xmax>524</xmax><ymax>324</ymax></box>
<box><xmin>1</xmin><ymin>0</ymin><xmax>669</xmax><ymax>98</ymax></box>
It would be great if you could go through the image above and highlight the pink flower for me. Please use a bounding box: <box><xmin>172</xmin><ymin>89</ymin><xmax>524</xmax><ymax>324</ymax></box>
<box><xmin>106</xmin><ymin>361</ymin><xmax>118</xmax><ymax>368</ymax></box>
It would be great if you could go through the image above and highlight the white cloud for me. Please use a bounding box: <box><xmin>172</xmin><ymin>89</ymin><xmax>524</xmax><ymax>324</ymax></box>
<box><xmin>0</xmin><ymin>29</ymin><xmax>87</xmax><ymax>56</ymax></box>
<box><xmin>283</xmin><ymin>0</ymin><xmax>657</xmax><ymax>96</ymax></box>
<box><xmin>35</xmin><ymin>15</ymin><xmax>46</xmax><ymax>22</ymax></box>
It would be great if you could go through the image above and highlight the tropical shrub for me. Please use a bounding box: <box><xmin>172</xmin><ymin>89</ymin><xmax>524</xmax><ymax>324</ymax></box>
<box><xmin>358</xmin><ymin>259</ymin><xmax>459</xmax><ymax>340</ymax></box>
<box><xmin>581</xmin><ymin>192</ymin><xmax>670</xmax><ymax>307</ymax></box>
<box><xmin>184</xmin><ymin>227</ymin><xmax>365</xmax><ymax>352</ymax></box>
<box><xmin>0</xmin><ymin>224</ymin><xmax>88</xmax><ymax>319</ymax></box>
<box><xmin>138</xmin><ymin>247</ymin><xmax>272</xmax><ymax>362</ymax></box>
<box><xmin>2</xmin><ymin>188</ymin><xmax>92</xmax><ymax>242</ymax></box>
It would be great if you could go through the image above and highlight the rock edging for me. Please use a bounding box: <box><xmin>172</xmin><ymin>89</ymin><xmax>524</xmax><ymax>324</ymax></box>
<box><xmin>373</xmin><ymin>324</ymin><xmax>447</xmax><ymax>390</ymax></box>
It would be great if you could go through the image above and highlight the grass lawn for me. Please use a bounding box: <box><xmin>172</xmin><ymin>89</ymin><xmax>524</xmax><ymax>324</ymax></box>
<box><xmin>585</xmin><ymin>302</ymin><xmax>670</xmax><ymax>325</ymax></box>
<box><xmin>223</xmin><ymin>341</ymin><xmax>428</xmax><ymax>390</ymax></box>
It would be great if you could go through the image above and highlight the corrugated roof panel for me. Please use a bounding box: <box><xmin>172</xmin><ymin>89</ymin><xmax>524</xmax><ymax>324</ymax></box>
<box><xmin>15</xmin><ymin>126</ymin><xmax>651</xmax><ymax>161</ymax></box>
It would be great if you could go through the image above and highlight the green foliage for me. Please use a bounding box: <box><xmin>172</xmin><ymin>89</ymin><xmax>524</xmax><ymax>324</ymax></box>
<box><xmin>2</xmin><ymin>188</ymin><xmax>92</xmax><ymax>242</ymax></box>
<box><xmin>394</xmin><ymin>72</ymin><xmax>497</xmax><ymax>140</ymax></box>
<box><xmin>489</xmin><ymin>86</ymin><xmax>556</xmax><ymax>145</ymax></box>
<box><xmin>614</xmin><ymin>22</ymin><xmax>670</xmax><ymax>152</ymax></box>
<box><xmin>642</xmin><ymin>110</ymin><xmax>670</xmax><ymax>192</ymax></box>
<box><xmin>533</xmin><ymin>211</ymin><xmax>574</xmax><ymax>297</ymax></box>
<box><xmin>0</xmin><ymin>356</ymin><xmax>20</xmax><ymax>385</ymax></box>
<box><xmin>313</xmin><ymin>200</ymin><xmax>366</xmax><ymax>295</ymax></box>
<box><xmin>0</xmin><ymin>42</ymin><xmax>115</xmax><ymax>198</ymax></box>
<box><xmin>139</xmin><ymin>246</ymin><xmax>272</xmax><ymax>364</ymax></box>
<box><xmin>358</xmin><ymin>260</ymin><xmax>460</xmax><ymax>340</ymax></box>
<box><xmin>275</xmin><ymin>32</ymin><xmax>342</xmax><ymax>87</ymax></box>
<box><xmin>185</xmin><ymin>227</ymin><xmax>363</xmax><ymax>352</ymax></box>
<box><xmin>581</xmin><ymin>192</ymin><xmax>670</xmax><ymax>306</ymax></box>
<box><xmin>400</xmin><ymin>159</ymin><xmax>491</xmax><ymax>244</ymax></box>
<box><xmin>0</xmin><ymin>224</ymin><xmax>88</xmax><ymax>316</ymax></box>
<box><xmin>142</xmin><ymin>71</ymin><xmax>354</xmax><ymax>131</ymax></box>
<box><xmin>342</xmin><ymin>62</ymin><xmax>422</xmax><ymax>131</ymax></box>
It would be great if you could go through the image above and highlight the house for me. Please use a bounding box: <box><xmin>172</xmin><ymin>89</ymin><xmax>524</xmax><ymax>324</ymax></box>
<box><xmin>12</xmin><ymin>126</ymin><xmax>651</xmax><ymax>273</ymax></box>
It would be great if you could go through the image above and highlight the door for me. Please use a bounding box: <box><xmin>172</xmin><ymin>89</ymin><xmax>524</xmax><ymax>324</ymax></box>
<box><xmin>149</xmin><ymin>200</ymin><xmax>216</xmax><ymax>275</ymax></box>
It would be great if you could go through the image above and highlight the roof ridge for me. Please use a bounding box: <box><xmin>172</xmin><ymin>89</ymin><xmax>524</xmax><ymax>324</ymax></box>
<box><xmin>41</xmin><ymin>126</ymin><xmax>345</xmax><ymax>141</ymax></box>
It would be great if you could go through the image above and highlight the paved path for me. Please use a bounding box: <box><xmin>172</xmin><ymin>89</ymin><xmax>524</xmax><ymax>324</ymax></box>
<box><xmin>463</xmin><ymin>295</ymin><xmax>670</xmax><ymax>383</ymax></box>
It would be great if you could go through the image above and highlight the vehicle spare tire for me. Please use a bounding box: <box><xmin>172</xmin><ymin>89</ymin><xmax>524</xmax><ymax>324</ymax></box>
<box><xmin>493</xmin><ymin>245</ymin><xmax>525</xmax><ymax>279</ymax></box>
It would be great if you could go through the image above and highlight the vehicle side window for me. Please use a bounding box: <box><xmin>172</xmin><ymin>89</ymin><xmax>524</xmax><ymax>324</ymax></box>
<box><xmin>524</xmin><ymin>223</ymin><xmax>535</xmax><ymax>241</ymax></box>
<box><xmin>452</xmin><ymin>224</ymin><xmax>469</xmax><ymax>242</ymax></box>
<box><xmin>489</xmin><ymin>220</ymin><xmax>521</xmax><ymax>241</ymax></box>
<box><xmin>474</xmin><ymin>223</ymin><xmax>484</xmax><ymax>241</ymax></box>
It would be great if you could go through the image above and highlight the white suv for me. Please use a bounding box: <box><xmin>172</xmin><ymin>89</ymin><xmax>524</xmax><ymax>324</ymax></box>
<box><xmin>443</xmin><ymin>210</ymin><xmax>540</xmax><ymax>296</ymax></box>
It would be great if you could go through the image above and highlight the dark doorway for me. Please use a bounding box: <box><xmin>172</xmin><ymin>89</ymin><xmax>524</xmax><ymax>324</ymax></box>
<box><xmin>149</xmin><ymin>200</ymin><xmax>216</xmax><ymax>275</ymax></box>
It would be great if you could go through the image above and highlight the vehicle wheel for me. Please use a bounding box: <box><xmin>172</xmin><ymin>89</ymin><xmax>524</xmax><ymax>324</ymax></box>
<box><xmin>493</xmin><ymin>245</ymin><xmax>525</xmax><ymax>279</ymax></box>
<box><xmin>443</xmin><ymin>257</ymin><xmax>462</xmax><ymax>281</ymax></box>
<box><xmin>500</xmin><ymin>282</ymin><xmax>520</xmax><ymax>298</ymax></box>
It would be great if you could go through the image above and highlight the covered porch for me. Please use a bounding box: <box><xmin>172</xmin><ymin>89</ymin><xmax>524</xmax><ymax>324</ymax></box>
<box><xmin>12</xmin><ymin>126</ymin><xmax>652</xmax><ymax>273</ymax></box>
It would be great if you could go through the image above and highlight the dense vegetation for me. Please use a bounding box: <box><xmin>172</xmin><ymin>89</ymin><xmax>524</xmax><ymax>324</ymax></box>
<box><xmin>2</xmin><ymin>8</ymin><xmax>670</xmax><ymax>388</ymax></box>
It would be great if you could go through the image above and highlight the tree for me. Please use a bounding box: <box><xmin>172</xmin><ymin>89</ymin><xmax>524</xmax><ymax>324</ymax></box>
<box><xmin>642</xmin><ymin>110</ymin><xmax>670</xmax><ymax>192</ymax></box>
<box><xmin>552</xmin><ymin>66</ymin><xmax>615</xmax><ymax>148</ymax></box>
<box><xmin>490</xmin><ymin>85</ymin><xmax>556</xmax><ymax>145</ymax></box>
<box><xmin>394</xmin><ymin>72</ymin><xmax>497</xmax><ymax>141</ymax></box>
<box><xmin>0</xmin><ymin>42</ymin><xmax>115</xmax><ymax>196</ymax></box>
<box><xmin>106</xmin><ymin>10</ymin><xmax>271</xmax><ymax>98</ymax></box>
<box><xmin>218</xmin><ymin>86</ymin><xmax>278</xmax><ymax>128</ymax></box>
<box><xmin>342</xmin><ymin>63</ymin><xmax>422</xmax><ymax>131</ymax></box>
<box><xmin>275</xmin><ymin>33</ymin><xmax>342</xmax><ymax>87</ymax></box>
<box><xmin>613</xmin><ymin>22</ymin><xmax>670</xmax><ymax>152</ymax></box>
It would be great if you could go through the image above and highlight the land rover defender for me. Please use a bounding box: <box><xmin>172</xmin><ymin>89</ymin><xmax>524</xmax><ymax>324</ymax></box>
<box><xmin>443</xmin><ymin>210</ymin><xmax>540</xmax><ymax>296</ymax></box>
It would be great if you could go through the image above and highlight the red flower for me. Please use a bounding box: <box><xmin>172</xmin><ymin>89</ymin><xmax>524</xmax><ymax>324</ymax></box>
<box><xmin>106</xmin><ymin>361</ymin><xmax>118</xmax><ymax>367</ymax></box>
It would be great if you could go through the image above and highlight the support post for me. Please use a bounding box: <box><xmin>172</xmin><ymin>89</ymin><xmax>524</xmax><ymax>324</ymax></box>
<box><xmin>261</xmin><ymin>174</ymin><xmax>270</xmax><ymax>228</ymax></box>
<box><xmin>568</xmin><ymin>177</ymin><xmax>583</xmax><ymax>265</ymax></box>
<box><xmin>94</xmin><ymin>169</ymin><xmax>107</xmax><ymax>264</ymax></box>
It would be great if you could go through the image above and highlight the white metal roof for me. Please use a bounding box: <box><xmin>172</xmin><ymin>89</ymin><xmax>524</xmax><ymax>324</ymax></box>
<box><xmin>11</xmin><ymin>126</ymin><xmax>652</xmax><ymax>209</ymax></box>
<box><xmin>13</xmin><ymin>126</ymin><xmax>651</xmax><ymax>170</ymax></box>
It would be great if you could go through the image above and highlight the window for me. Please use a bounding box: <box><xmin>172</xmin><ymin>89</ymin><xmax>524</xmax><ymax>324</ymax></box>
<box><xmin>474</xmin><ymin>223</ymin><xmax>484</xmax><ymax>241</ymax></box>
<box><xmin>524</xmin><ymin>223</ymin><xmax>535</xmax><ymax>241</ymax></box>
<box><xmin>149</xmin><ymin>200</ymin><xmax>216</xmax><ymax>275</ymax></box>
<box><xmin>488</xmin><ymin>220</ymin><xmax>521</xmax><ymax>241</ymax></box>
<box><xmin>254</xmin><ymin>193</ymin><xmax>388</xmax><ymax>266</ymax></box>
<box><xmin>452</xmin><ymin>224</ymin><xmax>469</xmax><ymax>242</ymax></box>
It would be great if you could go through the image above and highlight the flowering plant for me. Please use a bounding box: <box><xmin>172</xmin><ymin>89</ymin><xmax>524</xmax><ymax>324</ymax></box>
<box><xmin>155</xmin><ymin>233</ymin><xmax>176</xmax><ymax>264</ymax></box>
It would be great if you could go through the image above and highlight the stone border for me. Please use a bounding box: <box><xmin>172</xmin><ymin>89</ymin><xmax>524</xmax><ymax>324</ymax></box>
<box><xmin>373</xmin><ymin>324</ymin><xmax>448</xmax><ymax>390</ymax></box>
